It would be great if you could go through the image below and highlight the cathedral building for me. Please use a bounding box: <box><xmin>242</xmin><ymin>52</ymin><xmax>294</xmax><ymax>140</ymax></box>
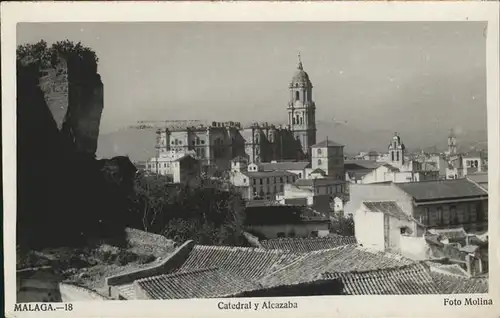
<box><xmin>150</xmin><ymin>55</ymin><xmax>317</xmax><ymax>174</ymax></box>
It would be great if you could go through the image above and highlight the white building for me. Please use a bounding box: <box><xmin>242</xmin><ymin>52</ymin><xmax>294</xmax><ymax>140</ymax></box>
<box><xmin>229</xmin><ymin>161</ymin><xmax>298</xmax><ymax>200</ymax></box>
<box><xmin>147</xmin><ymin>150</ymin><xmax>201</xmax><ymax>183</ymax></box>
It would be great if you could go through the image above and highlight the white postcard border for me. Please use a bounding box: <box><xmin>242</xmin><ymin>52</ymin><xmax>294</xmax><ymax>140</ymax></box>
<box><xmin>2</xmin><ymin>1</ymin><xmax>499</xmax><ymax>317</ymax></box>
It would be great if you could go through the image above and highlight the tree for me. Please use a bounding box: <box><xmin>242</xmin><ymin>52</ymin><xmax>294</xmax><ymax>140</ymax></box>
<box><xmin>129</xmin><ymin>174</ymin><xmax>246</xmax><ymax>246</ymax></box>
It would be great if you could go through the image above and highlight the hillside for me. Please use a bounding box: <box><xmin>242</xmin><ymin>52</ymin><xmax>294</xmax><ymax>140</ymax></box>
<box><xmin>97</xmin><ymin>121</ymin><xmax>487</xmax><ymax>162</ymax></box>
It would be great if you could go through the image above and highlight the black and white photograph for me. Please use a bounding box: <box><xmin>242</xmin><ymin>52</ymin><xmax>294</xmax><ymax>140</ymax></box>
<box><xmin>3</xmin><ymin>2</ymin><xmax>500</xmax><ymax>317</ymax></box>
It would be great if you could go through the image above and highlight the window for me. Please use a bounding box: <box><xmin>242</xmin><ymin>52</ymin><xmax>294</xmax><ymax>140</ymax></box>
<box><xmin>437</xmin><ymin>207</ymin><xmax>443</xmax><ymax>225</ymax></box>
<box><xmin>317</xmin><ymin>149</ymin><xmax>322</xmax><ymax>155</ymax></box>
<box><xmin>299</xmin><ymin>173</ymin><xmax>302</xmax><ymax>178</ymax></box>
<box><xmin>391</xmin><ymin>151</ymin><xmax>394</xmax><ymax>161</ymax></box>
<box><xmin>280</xmin><ymin>185</ymin><xmax>284</xmax><ymax>192</ymax></box>
<box><xmin>201</xmin><ymin>140</ymin><xmax>205</xmax><ymax>145</ymax></box>
<box><xmin>469</xmin><ymin>203</ymin><xmax>477</xmax><ymax>222</ymax></box>
<box><xmin>396</xmin><ymin>151</ymin><xmax>399</xmax><ymax>161</ymax></box>
<box><xmin>442</xmin><ymin>207</ymin><xmax>450</xmax><ymax>225</ymax></box>
<box><xmin>260</xmin><ymin>179</ymin><xmax>263</xmax><ymax>185</ymax></box>
<box><xmin>253</xmin><ymin>179</ymin><xmax>257</xmax><ymax>185</ymax></box>
<box><xmin>318</xmin><ymin>159</ymin><xmax>322</xmax><ymax>165</ymax></box>
<box><xmin>273</xmin><ymin>186</ymin><xmax>277</xmax><ymax>193</ymax></box>
<box><xmin>450</xmin><ymin>206</ymin><xmax>458</xmax><ymax>224</ymax></box>
<box><xmin>420</xmin><ymin>208</ymin><xmax>430</xmax><ymax>225</ymax></box>
<box><xmin>243</xmin><ymin>178</ymin><xmax>247</xmax><ymax>183</ymax></box>
<box><xmin>295</xmin><ymin>91</ymin><xmax>300</xmax><ymax>101</ymax></box>
<box><xmin>280</xmin><ymin>177</ymin><xmax>284</xmax><ymax>183</ymax></box>
<box><xmin>266</xmin><ymin>178</ymin><xmax>270</xmax><ymax>184</ymax></box>
<box><xmin>311</xmin><ymin>231</ymin><xmax>319</xmax><ymax>238</ymax></box>
<box><xmin>252</xmin><ymin>187</ymin><xmax>257</xmax><ymax>196</ymax></box>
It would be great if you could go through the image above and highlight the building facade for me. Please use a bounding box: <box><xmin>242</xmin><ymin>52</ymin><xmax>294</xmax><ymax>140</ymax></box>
<box><xmin>287</xmin><ymin>54</ymin><xmax>317</xmax><ymax>159</ymax></box>
<box><xmin>229</xmin><ymin>162</ymin><xmax>299</xmax><ymax>201</ymax></box>
<box><xmin>346</xmin><ymin>179</ymin><xmax>488</xmax><ymax>234</ymax></box>
<box><xmin>148</xmin><ymin>150</ymin><xmax>201</xmax><ymax>184</ymax></box>
<box><xmin>310</xmin><ymin>139</ymin><xmax>345</xmax><ymax>180</ymax></box>
<box><xmin>151</xmin><ymin>56</ymin><xmax>318</xmax><ymax>172</ymax></box>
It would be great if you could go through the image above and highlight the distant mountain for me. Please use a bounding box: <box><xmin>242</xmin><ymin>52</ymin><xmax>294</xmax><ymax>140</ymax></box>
<box><xmin>97</xmin><ymin>122</ymin><xmax>487</xmax><ymax>162</ymax></box>
<box><xmin>97</xmin><ymin>128</ymin><xmax>156</xmax><ymax>162</ymax></box>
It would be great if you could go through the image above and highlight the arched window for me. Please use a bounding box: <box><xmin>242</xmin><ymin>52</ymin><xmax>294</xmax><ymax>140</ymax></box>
<box><xmin>318</xmin><ymin>159</ymin><xmax>322</xmax><ymax>165</ymax></box>
<box><xmin>295</xmin><ymin>91</ymin><xmax>300</xmax><ymax>100</ymax></box>
<box><xmin>300</xmin><ymin>117</ymin><xmax>303</xmax><ymax>124</ymax></box>
<box><xmin>396</xmin><ymin>151</ymin><xmax>400</xmax><ymax>161</ymax></box>
<box><xmin>391</xmin><ymin>151</ymin><xmax>394</xmax><ymax>161</ymax></box>
<box><xmin>317</xmin><ymin>149</ymin><xmax>322</xmax><ymax>155</ymax></box>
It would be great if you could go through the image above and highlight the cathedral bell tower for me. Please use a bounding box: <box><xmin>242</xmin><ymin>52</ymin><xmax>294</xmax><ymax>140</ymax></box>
<box><xmin>287</xmin><ymin>54</ymin><xmax>317</xmax><ymax>159</ymax></box>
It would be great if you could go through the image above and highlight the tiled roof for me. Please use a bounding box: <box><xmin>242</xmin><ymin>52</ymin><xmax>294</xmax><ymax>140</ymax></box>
<box><xmin>346</xmin><ymin>169</ymin><xmax>372</xmax><ymax>180</ymax></box>
<box><xmin>363</xmin><ymin>201</ymin><xmax>410</xmax><ymax>221</ymax></box>
<box><xmin>344</xmin><ymin>160</ymin><xmax>383</xmax><ymax>170</ymax></box>
<box><xmin>312</xmin><ymin>140</ymin><xmax>344</xmax><ymax>148</ymax></box>
<box><xmin>425</xmin><ymin>262</ymin><xmax>470</xmax><ymax>277</ymax></box>
<box><xmin>243</xmin><ymin>170</ymin><xmax>297</xmax><ymax>178</ymax></box>
<box><xmin>467</xmin><ymin>173</ymin><xmax>488</xmax><ymax>191</ymax></box>
<box><xmin>176</xmin><ymin>245</ymin><xmax>302</xmax><ymax>281</ymax></box>
<box><xmin>116</xmin><ymin>283</ymin><xmax>136</xmax><ymax>300</ymax></box>
<box><xmin>260</xmin><ymin>236</ymin><xmax>357</xmax><ymax>253</ymax></box>
<box><xmin>428</xmin><ymin>228</ymin><xmax>467</xmax><ymax>241</ymax></box>
<box><xmin>429</xmin><ymin>271</ymin><xmax>488</xmax><ymax>294</ymax></box>
<box><xmin>259</xmin><ymin>161</ymin><xmax>310</xmax><ymax>171</ymax></box>
<box><xmin>310</xmin><ymin>168</ymin><xmax>326</xmax><ymax>175</ymax></box>
<box><xmin>260</xmin><ymin>245</ymin><xmax>415</xmax><ymax>287</ymax></box>
<box><xmin>396</xmin><ymin>179</ymin><xmax>488</xmax><ymax>202</ymax></box>
<box><xmin>382</xmin><ymin>164</ymin><xmax>400</xmax><ymax>172</ymax></box>
<box><xmin>135</xmin><ymin>268</ymin><xmax>260</xmax><ymax>299</ymax></box>
<box><xmin>321</xmin><ymin>263</ymin><xmax>440</xmax><ymax>295</ymax></box>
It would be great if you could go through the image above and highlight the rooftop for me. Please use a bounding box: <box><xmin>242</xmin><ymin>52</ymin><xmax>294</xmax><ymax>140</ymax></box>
<box><xmin>295</xmin><ymin>177</ymin><xmax>345</xmax><ymax>187</ymax></box>
<box><xmin>429</xmin><ymin>271</ymin><xmax>488</xmax><ymax>294</ymax></box>
<box><xmin>321</xmin><ymin>263</ymin><xmax>440</xmax><ymax>295</ymax></box>
<box><xmin>258</xmin><ymin>161</ymin><xmax>310</xmax><ymax>171</ymax></box>
<box><xmin>344</xmin><ymin>160</ymin><xmax>383</xmax><ymax>170</ymax></box>
<box><xmin>177</xmin><ymin>245</ymin><xmax>301</xmax><ymax>281</ymax></box>
<box><xmin>135</xmin><ymin>267</ymin><xmax>260</xmax><ymax>299</ymax></box>
<box><xmin>260</xmin><ymin>236</ymin><xmax>357</xmax><ymax>253</ymax></box>
<box><xmin>467</xmin><ymin>172</ymin><xmax>488</xmax><ymax>191</ymax></box>
<box><xmin>243</xmin><ymin>170</ymin><xmax>297</xmax><ymax>178</ymax></box>
<box><xmin>260</xmin><ymin>245</ymin><xmax>415</xmax><ymax>287</ymax></box>
<box><xmin>363</xmin><ymin>201</ymin><xmax>412</xmax><ymax>222</ymax></box>
<box><xmin>395</xmin><ymin>178</ymin><xmax>488</xmax><ymax>202</ymax></box>
<box><xmin>312</xmin><ymin>140</ymin><xmax>344</xmax><ymax>148</ymax></box>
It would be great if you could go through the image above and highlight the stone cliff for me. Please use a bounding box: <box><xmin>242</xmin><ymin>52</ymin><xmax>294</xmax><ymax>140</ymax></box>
<box><xmin>17</xmin><ymin>41</ymin><xmax>135</xmax><ymax>250</ymax></box>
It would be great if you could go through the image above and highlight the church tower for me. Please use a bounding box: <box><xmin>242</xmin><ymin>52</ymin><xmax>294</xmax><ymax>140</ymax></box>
<box><xmin>287</xmin><ymin>54</ymin><xmax>317</xmax><ymax>159</ymax></box>
<box><xmin>448</xmin><ymin>129</ymin><xmax>457</xmax><ymax>155</ymax></box>
<box><xmin>388</xmin><ymin>132</ymin><xmax>405</xmax><ymax>166</ymax></box>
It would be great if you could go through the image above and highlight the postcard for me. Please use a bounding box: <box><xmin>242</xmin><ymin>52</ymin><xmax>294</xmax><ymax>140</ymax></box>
<box><xmin>2</xmin><ymin>1</ymin><xmax>499</xmax><ymax>317</ymax></box>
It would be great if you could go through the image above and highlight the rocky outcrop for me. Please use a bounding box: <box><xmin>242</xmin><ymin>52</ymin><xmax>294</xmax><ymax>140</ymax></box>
<box><xmin>37</xmin><ymin>54</ymin><xmax>103</xmax><ymax>155</ymax></box>
<box><xmin>17</xmin><ymin>42</ymin><xmax>134</xmax><ymax>250</ymax></box>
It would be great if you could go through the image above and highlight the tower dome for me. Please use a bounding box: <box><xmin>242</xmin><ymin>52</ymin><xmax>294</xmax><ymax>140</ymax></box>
<box><xmin>290</xmin><ymin>53</ymin><xmax>312</xmax><ymax>87</ymax></box>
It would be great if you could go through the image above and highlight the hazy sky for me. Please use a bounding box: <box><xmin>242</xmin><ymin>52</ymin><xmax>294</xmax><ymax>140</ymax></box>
<box><xmin>17</xmin><ymin>22</ymin><xmax>487</xmax><ymax>136</ymax></box>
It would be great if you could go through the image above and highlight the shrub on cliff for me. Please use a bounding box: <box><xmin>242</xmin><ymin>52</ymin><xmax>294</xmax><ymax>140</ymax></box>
<box><xmin>17</xmin><ymin>39</ymin><xmax>98</xmax><ymax>69</ymax></box>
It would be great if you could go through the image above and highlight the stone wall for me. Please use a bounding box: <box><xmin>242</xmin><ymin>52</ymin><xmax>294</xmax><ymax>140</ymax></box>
<box><xmin>106</xmin><ymin>240</ymin><xmax>195</xmax><ymax>289</ymax></box>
